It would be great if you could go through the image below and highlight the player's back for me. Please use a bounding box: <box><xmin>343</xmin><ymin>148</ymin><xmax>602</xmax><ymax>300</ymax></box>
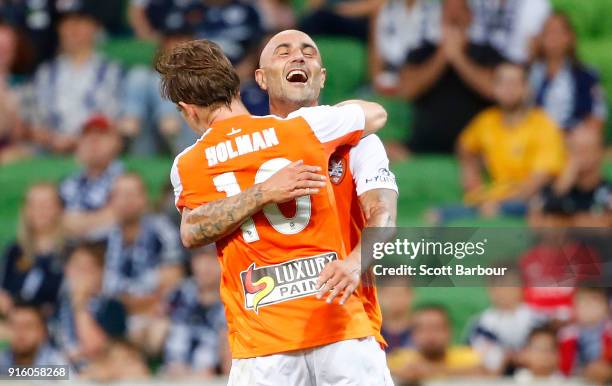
<box><xmin>172</xmin><ymin>106</ymin><xmax>374</xmax><ymax>358</ymax></box>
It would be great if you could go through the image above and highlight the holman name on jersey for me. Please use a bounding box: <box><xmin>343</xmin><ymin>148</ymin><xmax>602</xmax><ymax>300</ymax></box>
<box><xmin>205</xmin><ymin>127</ymin><xmax>280</xmax><ymax>167</ymax></box>
<box><xmin>240</xmin><ymin>252</ymin><xmax>337</xmax><ymax>313</ymax></box>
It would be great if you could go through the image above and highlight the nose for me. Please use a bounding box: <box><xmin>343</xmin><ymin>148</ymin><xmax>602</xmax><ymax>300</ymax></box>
<box><xmin>289</xmin><ymin>48</ymin><xmax>305</xmax><ymax>63</ymax></box>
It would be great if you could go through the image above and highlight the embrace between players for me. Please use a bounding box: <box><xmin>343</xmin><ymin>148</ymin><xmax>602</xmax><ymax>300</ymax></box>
<box><xmin>158</xmin><ymin>30</ymin><xmax>399</xmax><ymax>385</ymax></box>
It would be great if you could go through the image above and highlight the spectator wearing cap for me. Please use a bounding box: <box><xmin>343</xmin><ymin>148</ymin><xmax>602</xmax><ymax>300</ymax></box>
<box><xmin>162</xmin><ymin>246</ymin><xmax>230</xmax><ymax>379</ymax></box>
<box><xmin>50</xmin><ymin>243</ymin><xmax>128</xmax><ymax>372</ymax></box>
<box><xmin>30</xmin><ymin>4</ymin><xmax>122</xmax><ymax>154</ymax></box>
<box><xmin>103</xmin><ymin>173</ymin><xmax>184</xmax><ymax>356</ymax></box>
<box><xmin>59</xmin><ymin>115</ymin><xmax>123</xmax><ymax>240</ymax></box>
<box><xmin>0</xmin><ymin>301</ymin><xmax>67</xmax><ymax>368</ymax></box>
<box><xmin>529</xmin><ymin>12</ymin><xmax>607</xmax><ymax>133</ymax></box>
<box><xmin>399</xmin><ymin>0</ymin><xmax>504</xmax><ymax>154</ymax></box>
<box><xmin>119</xmin><ymin>26</ymin><xmax>198</xmax><ymax>155</ymax></box>
<box><xmin>0</xmin><ymin>183</ymin><xmax>65</xmax><ymax>316</ymax></box>
<box><xmin>469</xmin><ymin>0</ymin><xmax>551</xmax><ymax>63</ymax></box>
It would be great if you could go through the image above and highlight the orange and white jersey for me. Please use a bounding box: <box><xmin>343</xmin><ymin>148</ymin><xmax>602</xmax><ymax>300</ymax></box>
<box><xmin>170</xmin><ymin>105</ymin><xmax>375</xmax><ymax>359</ymax></box>
<box><xmin>329</xmin><ymin>134</ymin><xmax>398</xmax><ymax>347</ymax></box>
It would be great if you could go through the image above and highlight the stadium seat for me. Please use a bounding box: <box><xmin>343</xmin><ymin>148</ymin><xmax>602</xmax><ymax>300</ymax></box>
<box><xmin>100</xmin><ymin>37</ymin><xmax>158</xmax><ymax>68</ymax></box>
<box><xmin>315</xmin><ymin>37</ymin><xmax>367</xmax><ymax>104</ymax></box>
<box><xmin>552</xmin><ymin>0</ymin><xmax>612</xmax><ymax>39</ymax></box>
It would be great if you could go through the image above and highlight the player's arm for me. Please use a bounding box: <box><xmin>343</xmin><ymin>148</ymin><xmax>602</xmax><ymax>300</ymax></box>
<box><xmin>180</xmin><ymin>160</ymin><xmax>326</xmax><ymax>248</ymax></box>
<box><xmin>317</xmin><ymin>135</ymin><xmax>398</xmax><ymax>304</ymax></box>
<box><xmin>335</xmin><ymin>100</ymin><xmax>387</xmax><ymax>136</ymax></box>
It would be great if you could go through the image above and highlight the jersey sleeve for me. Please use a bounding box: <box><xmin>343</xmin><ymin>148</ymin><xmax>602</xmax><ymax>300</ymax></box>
<box><xmin>349</xmin><ymin>135</ymin><xmax>398</xmax><ymax>196</ymax></box>
<box><xmin>288</xmin><ymin>104</ymin><xmax>365</xmax><ymax>153</ymax></box>
<box><xmin>170</xmin><ymin>154</ymin><xmax>188</xmax><ymax>213</ymax></box>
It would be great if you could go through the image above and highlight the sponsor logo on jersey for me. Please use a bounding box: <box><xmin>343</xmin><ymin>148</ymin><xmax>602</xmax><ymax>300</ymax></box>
<box><xmin>328</xmin><ymin>157</ymin><xmax>347</xmax><ymax>185</ymax></box>
<box><xmin>240</xmin><ymin>253</ymin><xmax>337</xmax><ymax>313</ymax></box>
<box><xmin>365</xmin><ymin>168</ymin><xmax>396</xmax><ymax>185</ymax></box>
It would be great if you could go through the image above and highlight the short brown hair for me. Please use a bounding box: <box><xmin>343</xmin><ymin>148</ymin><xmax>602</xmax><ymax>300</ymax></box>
<box><xmin>155</xmin><ymin>39</ymin><xmax>240</xmax><ymax>108</ymax></box>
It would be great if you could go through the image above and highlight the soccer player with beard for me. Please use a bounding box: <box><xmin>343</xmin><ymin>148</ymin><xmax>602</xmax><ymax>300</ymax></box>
<box><xmin>160</xmin><ymin>39</ymin><xmax>392</xmax><ymax>384</ymax></box>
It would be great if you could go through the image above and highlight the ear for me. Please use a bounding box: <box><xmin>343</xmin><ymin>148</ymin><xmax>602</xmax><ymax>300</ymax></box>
<box><xmin>255</xmin><ymin>68</ymin><xmax>267</xmax><ymax>91</ymax></box>
<box><xmin>320</xmin><ymin>67</ymin><xmax>327</xmax><ymax>89</ymax></box>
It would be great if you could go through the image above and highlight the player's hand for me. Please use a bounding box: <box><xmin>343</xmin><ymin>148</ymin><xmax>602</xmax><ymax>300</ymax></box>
<box><xmin>260</xmin><ymin>160</ymin><xmax>327</xmax><ymax>204</ymax></box>
<box><xmin>316</xmin><ymin>253</ymin><xmax>361</xmax><ymax>305</ymax></box>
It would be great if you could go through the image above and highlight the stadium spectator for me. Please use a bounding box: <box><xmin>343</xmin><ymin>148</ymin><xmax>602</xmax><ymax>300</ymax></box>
<box><xmin>59</xmin><ymin>115</ymin><xmax>123</xmax><ymax>240</ymax></box>
<box><xmin>102</xmin><ymin>173</ymin><xmax>183</xmax><ymax>356</ymax></box>
<box><xmin>0</xmin><ymin>22</ymin><xmax>31</xmax><ymax>164</ymax></box>
<box><xmin>0</xmin><ymin>0</ymin><xmax>58</xmax><ymax>66</ymax></box>
<box><xmin>379</xmin><ymin>280</ymin><xmax>413</xmax><ymax>353</ymax></box>
<box><xmin>52</xmin><ymin>243</ymin><xmax>128</xmax><ymax>371</ymax></box>
<box><xmin>369</xmin><ymin>0</ymin><xmax>439</xmax><ymax>95</ymax></box>
<box><xmin>399</xmin><ymin>0</ymin><xmax>503</xmax><ymax>154</ymax></box>
<box><xmin>559</xmin><ymin>287</ymin><xmax>612</xmax><ymax>384</ymax></box>
<box><xmin>162</xmin><ymin>245</ymin><xmax>230</xmax><ymax>379</ymax></box>
<box><xmin>467</xmin><ymin>270</ymin><xmax>545</xmax><ymax>374</ymax></box>
<box><xmin>119</xmin><ymin>27</ymin><xmax>198</xmax><ymax>155</ymax></box>
<box><xmin>30</xmin><ymin>4</ymin><xmax>122</xmax><ymax>154</ymax></box>
<box><xmin>0</xmin><ymin>183</ymin><xmax>65</xmax><ymax>315</ymax></box>
<box><xmin>469</xmin><ymin>0</ymin><xmax>551</xmax><ymax>63</ymax></box>
<box><xmin>519</xmin><ymin>230</ymin><xmax>601</xmax><ymax>322</ymax></box>
<box><xmin>0</xmin><ymin>301</ymin><xmax>67</xmax><ymax>367</ymax></box>
<box><xmin>388</xmin><ymin>304</ymin><xmax>485</xmax><ymax>383</ymax></box>
<box><xmin>430</xmin><ymin>62</ymin><xmax>565</xmax><ymax>224</ymax></box>
<box><xmin>299</xmin><ymin>0</ymin><xmax>381</xmax><ymax>41</ymax></box>
<box><xmin>128</xmin><ymin>0</ymin><xmax>194</xmax><ymax>41</ymax></box>
<box><xmin>129</xmin><ymin>0</ymin><xmax>263</xmax><ymax>66</ymax></box>
<box><xmin>530</xmin><ymin>128</ymin><xmax>612</xmax><ymax>227</ymax></box>
<box><xmin>513</xmin><ymin>326</ymin><xmax>563</xmax><ymax>382</ymax></box>
<box><xmin>529</xmin><ymin>12</ymin><xmax>607</xmax><ymax>133</ymax></box>
<box><xmin>256</xmin><ymin>0</ymin><xmax>295</xmax><ymax>31</ymax></box>
<box><xmin>79</xmin><ymin>338</ymin><xmax>150</xmax><ymax>382</ymax></box>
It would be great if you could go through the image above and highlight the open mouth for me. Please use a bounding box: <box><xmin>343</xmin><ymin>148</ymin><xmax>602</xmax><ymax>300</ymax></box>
<box><xmin>285</xmin><ymin>69</ymin><xmax>309</xmax><ymax>84</ymax></box>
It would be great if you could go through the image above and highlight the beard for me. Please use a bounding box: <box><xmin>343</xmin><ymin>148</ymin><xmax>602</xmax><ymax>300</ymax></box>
<box><xmin>419</xmin><ymin>345</ymin><xmax>447</xmax><ymax>362</ymax></box>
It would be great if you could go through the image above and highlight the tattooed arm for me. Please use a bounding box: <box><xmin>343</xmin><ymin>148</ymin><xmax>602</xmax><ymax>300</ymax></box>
<box><xmin>180</xmin><ymin>160</ymin><xmax>327</xmax><ymax>248</ymax></box>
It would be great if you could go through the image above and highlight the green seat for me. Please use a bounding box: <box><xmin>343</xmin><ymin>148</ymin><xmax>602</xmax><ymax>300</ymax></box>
<box><xmin>315</xmin><ymin>37</ymin><xmax>367</xmax><ymax>104</ymax></box>
<box><xmin>100</xmin><ymin>37</ymin><xmax>157</xmax><ymax>68</ymax></box>
<box><xmin>552</xmin><ymin>0</ymin><xmax>612</xmax><ymax>39</ymax></box>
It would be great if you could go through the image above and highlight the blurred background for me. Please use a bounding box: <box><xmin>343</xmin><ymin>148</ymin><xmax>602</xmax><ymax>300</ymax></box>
<box><xmin>0</xmin><ymin>0</ymin><xmax>611</xmax><ymax>384</ymax></box>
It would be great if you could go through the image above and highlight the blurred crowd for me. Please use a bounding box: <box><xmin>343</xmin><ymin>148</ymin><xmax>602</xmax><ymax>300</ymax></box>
<box><xmin>0</xmin><ymin>0</ymin><xmax>611</xmax><ymax>383</ymax></box>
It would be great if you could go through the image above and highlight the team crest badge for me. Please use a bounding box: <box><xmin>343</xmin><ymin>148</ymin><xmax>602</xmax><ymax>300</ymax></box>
<box><xmin>328</xmin><ymin>157</ymin><xmax>346</xmax><ymax>185</ymax></box>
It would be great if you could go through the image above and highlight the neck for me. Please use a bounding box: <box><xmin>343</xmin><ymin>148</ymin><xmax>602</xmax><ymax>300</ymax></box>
<box><xmin>269</xmin><ymin>98</ymin><xmax>317</xmax><ymax>118</ymax></box>
<box><xmin>13</xmin><ymin>350</ymin><xmax>36</xmax><ymax>366</ymax></box>
<box><xmin>502</xmin><ymin>105</ymin><xmax>528</xmax><ymax>127</ymax></box>
<box><xmin>198</xmin><ymin>286</ymin><xmax>219</xmax><ymax>305</ymax></box>
<box><xmin>546</xmin><ymin>56</ymin><xmax>566</xmax><ymax>76</ymax></box>
<box><xmin>65</xmin><ymin>48</ymin><xmax>94</xmax><ymax>66</ymax></box>
<box><xmin>384</xmin><ymin>314</ymin><xmax>411</xmax><ymax>333</ymax></box>
<box><xmin>122</xmin><ymin>218</ymin><xmax>142</xmax><ymax>243</ymax></box>
<box><xmin>208</xmin><ymin>99</ymin><xmax>251</xmax><ymax>126</ymax></box>
<box><xmin>577</xmin><ymin>168</ymin><xmax>602</xmax><ymax>190</ymax></box>
<box><xmin>85</xmin><ymin>161</ymin><xmax>111</xmax><ymax>179</ymax></box>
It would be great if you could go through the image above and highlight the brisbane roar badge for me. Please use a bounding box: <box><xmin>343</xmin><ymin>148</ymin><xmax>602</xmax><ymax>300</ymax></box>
<box><xmin>328</xmin><ymin>157</ymin><xmax>347</xmax><ymax>185</ymax></box>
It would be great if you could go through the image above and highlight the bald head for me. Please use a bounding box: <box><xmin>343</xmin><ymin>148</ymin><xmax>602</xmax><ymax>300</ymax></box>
<box><xmin>255</xmin><ymin>30</ymin><xmax>326</xmax><ymax>116</ymax></box>
<box><xmin>259</xmin><ymin>30</ymin><xmax>322</xmax><ymax>68</ymax></box>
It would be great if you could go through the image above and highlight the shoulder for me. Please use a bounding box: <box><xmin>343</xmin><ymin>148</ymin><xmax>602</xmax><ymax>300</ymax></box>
<box><xmin>530</xmin><ymin>108</ymin><xmax>558</xmax><ymax>127</ymax></box>
<box><xmin>572</xmin><ymin>63</ymin><xmax>601</xmax><ymax>85</ymax></box>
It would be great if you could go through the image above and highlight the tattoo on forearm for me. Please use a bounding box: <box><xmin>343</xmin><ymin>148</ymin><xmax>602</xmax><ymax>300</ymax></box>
<box><xmin>186</xmin><ymin>185</ymin><xmax>266</xmax><ymax>246</ymax></box>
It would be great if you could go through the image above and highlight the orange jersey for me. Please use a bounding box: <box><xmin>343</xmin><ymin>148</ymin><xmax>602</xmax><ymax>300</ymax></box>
<box><xmin>171</xmin><ymin>105</ymin><xmax>375</xmax><ymax>358</ymax></box>
<box><xmin>329</xmin><ymin>134</ymin><xmax>398</xmax><ymax>348</ymax></box>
